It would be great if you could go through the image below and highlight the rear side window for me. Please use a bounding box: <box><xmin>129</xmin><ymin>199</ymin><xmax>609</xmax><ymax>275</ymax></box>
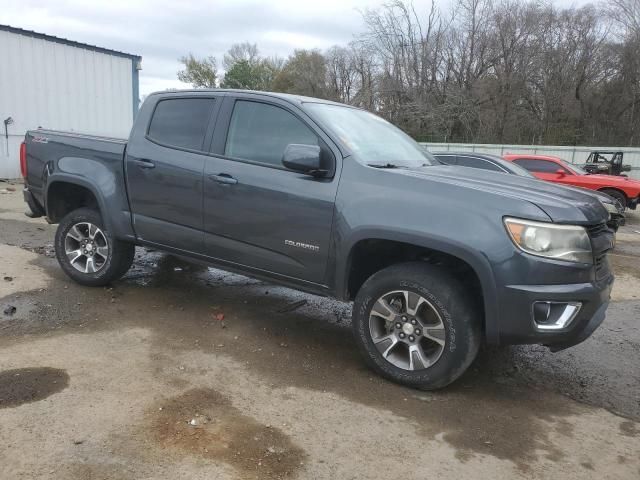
<box><xmin>457</xmin><ymin>156</ymin><xmax>503</xmax><ymax>172</ymax></box>
<box><xmin>148</xmin><ymin>98</ymin><xmax>215</xmax><ymax>151</ymax></box>
<box><xmin>513</xmin><ymin>158</ymin><xmax>565</xmax><ymax>173</ymax></box>
<box><xmin>225</xmin><ymin>100</ymin><xmax>318</xmax><ymax>167</ymax></box>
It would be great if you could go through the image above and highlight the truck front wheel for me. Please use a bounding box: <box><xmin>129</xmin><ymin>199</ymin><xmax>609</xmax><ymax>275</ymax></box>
<box><xmin>54</xmin><ymin>208</ymin><xmax>135</xmax><ymax>287</ymax></box>
<box><xmin>352</xmin><ymin>262</ymin><xmax>481</xmax><ymax>390</ymax></box>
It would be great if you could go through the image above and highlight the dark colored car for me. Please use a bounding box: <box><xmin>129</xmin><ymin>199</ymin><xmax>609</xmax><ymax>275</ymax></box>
<box><xmin>433</xmin><ymin>152</ymin><xmax>625</xmax><ymax>231</ymax></box>
<box><xmin>21</xmin><ymin>90</ymin><xmax>614</xmax><ymax>390</ymax></box>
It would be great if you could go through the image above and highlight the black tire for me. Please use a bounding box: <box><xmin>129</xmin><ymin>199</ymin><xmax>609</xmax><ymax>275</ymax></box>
<box><xmin>352</xmin><ymin>262</ymin><xmax>481</xmax><ymax>390</ymax></box>
<box><xmin>54</xmin><ymin>208</ymin><xmax>135</xmax><ymax>287</ymax></box>
<box><xmin>600</xmin><ymin>189</ymin><xmax>627</xmax><ymax>211</ymax></box>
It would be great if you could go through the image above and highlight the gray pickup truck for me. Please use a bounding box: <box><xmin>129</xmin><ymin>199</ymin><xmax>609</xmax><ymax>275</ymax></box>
<box><xmin>21</xmin><ymin>90</ymin><xmax>615</xmax><ymax>389</ymax></box>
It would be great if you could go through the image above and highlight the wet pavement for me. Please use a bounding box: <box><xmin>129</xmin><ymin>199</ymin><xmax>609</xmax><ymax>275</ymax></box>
<box><xmin>1</xmin><ymin>184</ymin><xmax>639</xmax><ymax>479</ymax></box>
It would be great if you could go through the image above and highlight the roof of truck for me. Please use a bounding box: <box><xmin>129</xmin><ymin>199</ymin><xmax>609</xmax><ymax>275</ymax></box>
<box><xmin>148</xmin><ymin>89</ymin><xmax>352</xmax><ymax>107</ymax></box>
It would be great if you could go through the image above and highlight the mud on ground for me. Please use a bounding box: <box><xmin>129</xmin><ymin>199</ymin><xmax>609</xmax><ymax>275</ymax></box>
<box><xmin>1</xmin><ymin>186</ymin><xmax>639</xmax><ymax>479</ymax></box>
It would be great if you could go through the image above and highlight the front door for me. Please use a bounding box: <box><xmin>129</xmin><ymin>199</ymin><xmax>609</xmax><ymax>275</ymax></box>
<box><xmin>202</xmin><ymin>97</ymin><xmax>339</xmax><ymax>284</ymax></box>
<box><xmin>125</xmin><ymin>95</ymin><xmax>218</xmax><ymax>253</ymax></box>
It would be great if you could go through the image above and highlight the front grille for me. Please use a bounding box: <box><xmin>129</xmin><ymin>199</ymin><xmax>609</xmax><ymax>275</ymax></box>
<box><xmin>586</xmin><ymin>222</ymin><xmax>608</xmax><ymax>237</ymax></box>
<box><xmin>586</xmin><ymin>222</ymin><xmax>613</xmax><ymax>280</ymax></box>
<box><xmin>594</xmin><ymin>253</ymin><xmax>609</xmax><ymax>280</ymax></box>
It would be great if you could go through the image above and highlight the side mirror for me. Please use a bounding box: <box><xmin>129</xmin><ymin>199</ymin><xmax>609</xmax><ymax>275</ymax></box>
<box><xmin>555</xmin><ymin>168</ymin><xmax>565</xmax><ymax>176</ymax></box>
<box><xmin>282</xmin><ymin>144</ymin><xmax>325</xmax><ymax>176</ymax></box>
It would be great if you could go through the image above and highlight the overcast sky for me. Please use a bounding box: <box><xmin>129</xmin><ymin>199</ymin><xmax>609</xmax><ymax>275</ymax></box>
<box><xmin>1</xmin><ymin>0</ymin><xmax>596</xmax><ymax>96</ymax></box>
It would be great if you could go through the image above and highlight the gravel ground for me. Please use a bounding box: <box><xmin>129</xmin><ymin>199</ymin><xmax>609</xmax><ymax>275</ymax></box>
<box><xmin>1</xmin><ymin>183</ymin><xmax>639</xmax><ymax>479</ymax></box>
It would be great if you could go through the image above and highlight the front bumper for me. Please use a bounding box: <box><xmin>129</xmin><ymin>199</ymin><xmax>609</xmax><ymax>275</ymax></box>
<box><xmin>497</xmin><ymin>274</ymin><xmax>614</xmax><ymax>349</ymax></box>
<box><xmin>629</xmin><ymin>195</ymin><xmax>639</xmax><ymax>210</ymax></box>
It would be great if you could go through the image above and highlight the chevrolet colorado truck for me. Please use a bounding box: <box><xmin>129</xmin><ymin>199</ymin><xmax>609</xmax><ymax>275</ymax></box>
<box><xmin>21</xmin><ymin>90</ymin><xmax>615</xmax><ymax>390</ymax></box>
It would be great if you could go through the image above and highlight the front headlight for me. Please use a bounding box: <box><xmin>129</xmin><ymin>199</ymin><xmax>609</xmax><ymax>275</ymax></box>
<box><xmin>504</xmin><ymin>217</ymin><xmax>593</xmax><ymax>264</ymax></box>
<box><xmin>600</xmin><ymin>200</ymin><xmax>619</xmax><ymax>215</ymax></box>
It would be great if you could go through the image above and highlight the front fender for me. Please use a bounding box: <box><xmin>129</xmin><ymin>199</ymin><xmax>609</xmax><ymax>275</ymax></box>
<box><xmin>335</xmin><ymin>228</ymin><xmax>500</xmax><ymax>344</ymax></box>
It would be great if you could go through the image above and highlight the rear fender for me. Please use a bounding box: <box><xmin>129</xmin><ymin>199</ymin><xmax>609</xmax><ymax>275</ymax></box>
<box><xmin>45</xmin><ymin>170</ymin><xmax>135</xmax><ymax>241</ymax></box>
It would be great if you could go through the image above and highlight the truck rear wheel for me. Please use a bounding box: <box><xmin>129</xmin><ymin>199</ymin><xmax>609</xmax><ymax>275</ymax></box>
<box><xmin>54</xmin><ymin>208</ymin><xmax>135</xmax><ymax>287</ymax></box>
<box><xmin>352</xmin><ymin>262</ymin><xmax>481</xmax><ymax>390</ymax></box>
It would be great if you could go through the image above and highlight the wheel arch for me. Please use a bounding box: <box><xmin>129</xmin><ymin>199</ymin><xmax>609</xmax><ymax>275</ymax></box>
<box><xmin>597</xmin><ymin>187</ymin><xmax>628</xmax><ymax>204</ymax></box>
<box><xmin>337</xmin><ymin>230</ymin><xmax>500</xmax><ymax>343</ymax></box>
<box><xmin>45</xmin><ymin>175</ymin><xmax>110</xmax><ymax>229</ymax></box>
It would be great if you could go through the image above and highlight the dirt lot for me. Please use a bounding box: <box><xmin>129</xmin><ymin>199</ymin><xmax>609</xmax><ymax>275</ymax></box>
<box><xmin>1</xmin><ymin>182</ymin><xmax>639</xmax><ymax>479</ymax></box>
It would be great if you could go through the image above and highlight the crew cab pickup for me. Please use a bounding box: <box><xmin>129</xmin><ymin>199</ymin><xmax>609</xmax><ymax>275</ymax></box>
<box><xmin>21</xmin><ymin>90</ymin><xmax>615</xmax><ymax>390</ymax></box>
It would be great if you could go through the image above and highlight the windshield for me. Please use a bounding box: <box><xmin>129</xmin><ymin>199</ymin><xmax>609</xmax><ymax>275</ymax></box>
<box><xmin>505</xmin><ymin>160</ymin><xmax>535</xmax><ymax>177</ymax></box>
<box><xmin>304</xmin><ymin>103</ymin><xmax>435</xmax><ymax>167</ymax></box>
<box><xmin>556</xmin><ymin>158</ymin><xmax>588</xmax><ymax>175</ymax></box>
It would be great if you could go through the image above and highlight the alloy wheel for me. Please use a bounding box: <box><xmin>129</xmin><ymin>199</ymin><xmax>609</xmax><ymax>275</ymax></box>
<box><xmin>64</xmin><ymin>222</ymin><xmax>109</xmax><ymax>273</ymax></box>
<box><xmin>368</xmin><ymin>290</ymin><xmax>446</xmax><ymax>370</ymax></box>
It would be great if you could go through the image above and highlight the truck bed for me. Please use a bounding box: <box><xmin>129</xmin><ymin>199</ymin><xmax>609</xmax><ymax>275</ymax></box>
<box><xmin>24</xmin><ymin>128</ymin><xmax>133</xmax><ymax>240</ymax></box>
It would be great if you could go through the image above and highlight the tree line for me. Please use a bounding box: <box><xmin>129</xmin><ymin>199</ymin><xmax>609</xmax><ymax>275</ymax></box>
<box><xmin>177</xmin><ymin>0</ymin><xmax>640</xmax><ymax>147</ymax></box>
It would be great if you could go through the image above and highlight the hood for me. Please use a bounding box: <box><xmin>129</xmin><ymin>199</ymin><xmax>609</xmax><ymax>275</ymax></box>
<box><xmin>559</xmin><ymin>184</ymin><xmax>613</xmax><ymax>203</ymax></box>
<box><xmin>393</xmin><ymin>165</ymin><xmax>609</xmax><ymax>224</ymax></box>
<box><xmin>584</xmin><ymin>173</ymin><xmax>640</xmax><ymax>187</ymax></box>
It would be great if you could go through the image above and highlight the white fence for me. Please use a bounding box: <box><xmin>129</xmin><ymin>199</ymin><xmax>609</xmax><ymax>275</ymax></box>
<box><xmin>420</xmin><ymin>143</ymin><xmax>640</xmax><ymax>180</ymax></box>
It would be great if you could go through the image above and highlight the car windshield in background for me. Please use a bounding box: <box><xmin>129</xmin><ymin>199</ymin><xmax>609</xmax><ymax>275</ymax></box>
<box><xmin>557</xmin><ymin>158</ymin><xmax>588</xmax><ymax>175</ymax></box>
<box><xmin>506</xmin><ymin>160</ymin><xmax>535</xmax><ymax>177</ymax></box>
<box><xmin>304</xmin><ymin>103</ymin><xmax>435</xmax><ymax>168</ymax></box>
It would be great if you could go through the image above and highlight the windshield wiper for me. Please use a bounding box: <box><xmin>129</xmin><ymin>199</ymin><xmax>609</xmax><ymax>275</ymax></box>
<box><xmin>368</xmin><ymin>163</ymin><xmax>430</xmax><ymax>169</ymax></box>
<box><xmin>368</xmin><ymin>163</ymin><xmax>406</xmax><ymax>169</ymax></box>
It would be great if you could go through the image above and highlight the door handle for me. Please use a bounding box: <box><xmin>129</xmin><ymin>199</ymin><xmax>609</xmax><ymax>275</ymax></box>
<box><xmin>209</xmin><ymin>173</ymin><xmax>238</xmax><ymax>185</ymax></box>
<box><xmin>133</xmin><ymin>159</ymin><xmax>155</xmax><ymax>169</ymax></box>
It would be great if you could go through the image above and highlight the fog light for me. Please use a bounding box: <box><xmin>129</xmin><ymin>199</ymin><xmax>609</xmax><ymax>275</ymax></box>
<box><xmin>532</xmin><ymin>301</ymin><xmax>581</xmax><ymax>331</ymax></box>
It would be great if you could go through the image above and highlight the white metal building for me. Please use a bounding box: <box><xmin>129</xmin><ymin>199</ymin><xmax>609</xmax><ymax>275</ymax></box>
<box><xmin>0</xmin><ymin>25</ymin><xmax>141</xmax><ymax>178</ymax></box>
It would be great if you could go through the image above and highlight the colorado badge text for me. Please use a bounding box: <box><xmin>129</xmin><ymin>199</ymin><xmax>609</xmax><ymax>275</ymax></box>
<box><xmin>284</xmin><ymin>240</ymin><xmax>320</xmax><ymax>252</ymax></box>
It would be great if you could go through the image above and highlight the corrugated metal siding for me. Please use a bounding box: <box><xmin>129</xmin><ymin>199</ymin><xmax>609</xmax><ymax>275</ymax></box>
<box><xmin>0</xmin><ymin>29</ymin><xmax>134</xmax><ymax>178</ymax></box>
<box><xmin>422</xmin><ymin>142</ymin><xmax>640</xmax><ymax>180</ymax></box>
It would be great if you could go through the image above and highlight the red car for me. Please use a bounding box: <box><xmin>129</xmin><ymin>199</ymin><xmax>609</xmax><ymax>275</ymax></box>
<box><xmin>503</xmin><ymin>154</ymin><xmax>640</xmax><ymax>210</ymax></box>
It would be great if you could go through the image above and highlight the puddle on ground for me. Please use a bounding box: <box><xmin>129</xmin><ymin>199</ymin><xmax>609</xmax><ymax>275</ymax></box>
<box><xmin>610</xmin><ymin>253</ymin><xmax>640</xmax><ymax>278</ymax></box>
<box><xmin>149</xmin><ymin>388</ymin><xmax>306</xmax><ymax>479</ymax></box>
<box><xmin>0</xmin><ymin>367</ymin><xmax>69</xmax><ymax>408</ymax></box>
<box><xmin>619</xmin><ymin>420</ymin><xmax>639</xmax><ymax>437</ymax></box>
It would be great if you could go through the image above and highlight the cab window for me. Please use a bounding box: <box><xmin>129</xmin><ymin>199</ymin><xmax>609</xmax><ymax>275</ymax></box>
<box><xmin>224</xmin><ymin>101</ymin><xmax>318</xmax><ymax>167</ymax></box>
<box><xmin>148</xmin><ymin>98</ymin><xmax>215</xmax><ymax>151</ymax></box>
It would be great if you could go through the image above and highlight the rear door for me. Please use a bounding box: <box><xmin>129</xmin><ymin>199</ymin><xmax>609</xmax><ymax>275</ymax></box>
<box><xmin>125</xmin><ymin>94</ymin><xmax>220</xmax><ymax>253</ymax></box>
<box><xmin>202</xmin><ymin>95</ymin><xmax>340</xmax><ymax>284</ymax></box>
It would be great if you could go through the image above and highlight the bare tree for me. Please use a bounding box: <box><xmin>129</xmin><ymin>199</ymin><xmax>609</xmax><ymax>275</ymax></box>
<box><xmin>223</xmin><ymin>42</ymin><xmax>260</xmax><ymax>70</ymax></box>
<box><xmin>326</xmin><ymin>46</ymin><xmax>357</xmax><ymax>103</ymax></box>
<box><xmin>176</xmin><ymin>0</ymin><xmax>640</xmax><ymax>147</ymax></box>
